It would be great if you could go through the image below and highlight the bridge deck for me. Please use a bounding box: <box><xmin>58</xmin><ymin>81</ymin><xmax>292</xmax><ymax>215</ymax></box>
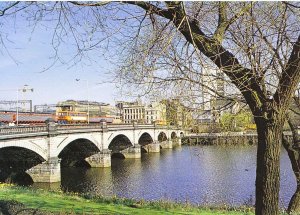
<box><xmin>0</xmin><ymin>124</ymin><xmax>180</xmax><ymax>140</ymax></box>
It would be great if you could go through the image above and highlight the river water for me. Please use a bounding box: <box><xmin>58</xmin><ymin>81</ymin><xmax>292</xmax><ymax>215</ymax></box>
<box><xmin>35</xmin><ymin>145</ymin><xmax>295</xmax><ymax>208</ymax></box>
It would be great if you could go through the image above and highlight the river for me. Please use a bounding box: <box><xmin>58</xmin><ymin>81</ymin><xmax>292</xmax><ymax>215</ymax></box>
<box><xmin>34</xmin><ymin>145</ymin><xmax>295</xmax><ymax>208</ymax></box>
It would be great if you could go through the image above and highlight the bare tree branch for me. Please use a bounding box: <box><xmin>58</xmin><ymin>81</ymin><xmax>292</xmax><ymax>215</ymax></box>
<box><xmin>274</xmin><ymin>34</ymin><xmax>300</xmax><ymax>111</ymax></box>
<box><xmin>0</xmin><ymin>1</ymin><xmax>20</xmax><ymax>16</ymax></box>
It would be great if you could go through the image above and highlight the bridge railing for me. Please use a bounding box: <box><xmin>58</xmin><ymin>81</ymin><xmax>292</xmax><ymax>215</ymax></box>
<box><xmin>55</xmin><ymin>123</ymin><xmax>157</xmax><ymax>131</ymax></box>
<box><xmin>56</xmin><ymin>124</ymin><xmax>102</xmax><ymax>130</ymax></box>
<box><xmin>0</xmin><ymin>123</ymin><xmax>178</xmax><ymax>136</ymax></box>
<box><xmin>0</xmin><ymin>125</ymin><xmax>47</xmax><ymax>135</ymax></box>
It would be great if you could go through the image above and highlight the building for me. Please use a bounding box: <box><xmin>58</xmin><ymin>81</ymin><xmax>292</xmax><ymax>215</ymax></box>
<box><xmin>200</xmin><ymin>69</ymin><xmax>225</xmax><ymax>122</ymax></box>
<box><xmin>145</xmin><ymin>102</ymin><xmax>166</xmax><ymax>125</ymax></box>
<box><xmin>116</xmin><ymin>100</ymin><xmax>167</xmax><ymax>124</ymax></box>
<box><xmin>116</xmin><ymin>100</ymin><xmax>145</xmax><ymax>124</ymax></box>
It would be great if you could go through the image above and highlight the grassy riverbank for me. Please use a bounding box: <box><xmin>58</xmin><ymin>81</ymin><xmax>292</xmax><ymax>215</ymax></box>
<box><xmin>0</xmin><ymin>184</ymin><xmax>255</xmax><ymax>214</ymax></box>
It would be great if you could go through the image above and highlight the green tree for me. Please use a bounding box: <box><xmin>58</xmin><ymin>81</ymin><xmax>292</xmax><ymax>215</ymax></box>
<box><xmin>220</xmin><ymin>111</ymin><xmax>253</xmax><ymax>132</ymax></box>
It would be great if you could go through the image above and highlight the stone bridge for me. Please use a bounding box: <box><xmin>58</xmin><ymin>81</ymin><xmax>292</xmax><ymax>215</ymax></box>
<box><xmin>0</xmin><ymin>122</ymin><xmax>185</xmax><ymax>183</ymax></box>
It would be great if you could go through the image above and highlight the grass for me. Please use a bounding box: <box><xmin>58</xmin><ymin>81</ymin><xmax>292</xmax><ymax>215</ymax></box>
<box><xmin>0</xmin><ymin>183</ymin><xmax>255</xmax><ymax>214</ymax></box>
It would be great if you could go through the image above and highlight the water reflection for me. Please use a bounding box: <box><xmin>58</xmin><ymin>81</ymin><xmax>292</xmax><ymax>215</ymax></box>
<box><xmin>34</xmin><ymin>145</ymin><xmax>295</xmax><ymax>207</ymax></box>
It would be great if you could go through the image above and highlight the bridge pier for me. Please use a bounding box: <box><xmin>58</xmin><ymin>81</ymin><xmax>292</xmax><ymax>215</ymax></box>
<box><xmin>85</xmin><ymin>150</ymin><xmax>111</xmax><ymax>167</ymax></box>
<box><xmin>122</xmin><ymin>145</ymin><xmax>141</xmax><ymax>159</ymax></box>
<box><xmin>26</xmin><ymin>157</ymin><xmax>61</xmax><ymax>183</ymax></box>
<box><xmin>160</xmin><ymin>139</ymin><xmax>173</xmax><ymax>149</ymax></box>
<box><xmin>142</xmin><ymin>143</ymin><xmax>160</xmax><ymax>153</ymax></box>
<box><xmin>172</xmin><ymin>138</ymin><xmax>182</xmax><ymax>147</ymax></box>
<box><xmin>178</xmin><ymin>138</ymin><xmax>182</xmax><ymax>146</ymax></box>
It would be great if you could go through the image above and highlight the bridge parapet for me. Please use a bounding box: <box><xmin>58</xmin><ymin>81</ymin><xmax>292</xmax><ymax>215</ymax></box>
<box><xmin>0</xmin><ymin>126</ymin><xmax>47</xmax><ymax>136</ymax></box>
<box><xmin>0</xmin><ymin>124</ymin><xmax>178</xmax><ymax>136</ymax></box>
<box><xmin>57</xmin><ymin>124</ymin><xmax>103</xmax><ymax>130</ymax></box>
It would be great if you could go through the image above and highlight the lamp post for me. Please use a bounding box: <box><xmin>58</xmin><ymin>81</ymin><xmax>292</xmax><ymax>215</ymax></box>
<box><xmin>76</xmin><ymin>79</ymin><xmax>89</xmax><ymax>124</ymax></box>
<box><xmin>16</xmin><ymin>85</ymin><xmax>34</xmax><ymax>126</ymax></box>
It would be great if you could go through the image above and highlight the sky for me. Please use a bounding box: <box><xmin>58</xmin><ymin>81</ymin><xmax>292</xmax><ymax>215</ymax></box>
<box><xmin>0</xmin><ymin>5</ymin><xmax>123</xmax><ymax>107</ymax></box>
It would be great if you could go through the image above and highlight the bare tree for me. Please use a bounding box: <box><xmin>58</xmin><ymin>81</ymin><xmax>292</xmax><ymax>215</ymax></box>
<box><xmin>1</xmin><ymin>2</ymin><xmax>300</xmax><ymax>215</ymax></box>
<box><xmin>107</xmin><ymin>3</ymin><xmax>300</xmax><ymax>214</ymax></box>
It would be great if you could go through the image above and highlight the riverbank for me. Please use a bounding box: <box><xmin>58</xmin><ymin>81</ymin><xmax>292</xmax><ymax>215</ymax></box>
<box><xmin>0</xmin><ymin>184</ymin><xmax>255</xmax><ymax>215</ymax></box>
<box><xmin>185</xmin><ymin>131</ymin><xmax>294</xmax><ymax>146</ymax></box>
<box><xmin>185</xmin><ymin>132</ymin><xmax>258</xmax><ymax>145</ymax></box>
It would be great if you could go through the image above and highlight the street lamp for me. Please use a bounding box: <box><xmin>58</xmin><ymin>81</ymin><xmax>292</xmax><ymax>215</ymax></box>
<box><xmin>16</xmin><ymin>85</ymin><xmax>34</xmax><ymax>126</ymax></box>
<box><xmin>76</xmin><ymin>79</ymin><xmax>89</xmax><ymax>124</ymax></box>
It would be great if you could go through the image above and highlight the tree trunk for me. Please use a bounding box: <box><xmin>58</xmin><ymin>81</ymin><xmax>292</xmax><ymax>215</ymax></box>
<box><xmin>282</xmin><ymin>118</ymin><xmax>300</xmax><ymax>214</ymax></box>
<box><xmin>255</xmin><ymin>118</ymin><xmax>282</xmax><ymax>215</ymax></box>
<box><xmin>283</xmin><ymin>135</ymin><xmax>300</xmax><ymax>213</ymax></box>
<box><xmin>288</xmin><ymin>185</ymin><xmax>300</xmax><ymax>213</ymax></box>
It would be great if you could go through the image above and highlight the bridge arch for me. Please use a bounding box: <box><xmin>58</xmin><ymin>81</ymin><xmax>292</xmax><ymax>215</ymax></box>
<box><xmin>171</xmin><ymin>131</ymin><xmax>177</xmax><ymax>140</ymax></box>
<box><xmin>56</xmin><ymin>135</ymin><xmax>100</xmax><ymax>158</ymax></box>
<box><xmin>138</xmin><ymin>132</ymin><xmax>154</xmax><ymax>153</ymax></box>
<box><xmin>0</xmin><ymin>146</ymin><xmax>45</xmax><ymax>185</ymax></box>
<box><xmin>0</xmin><ymin>140</ymin><xmax>47</xmax><ymax>160</ymax></box>
<box><xmin>157</xmin><ymin>131</ymin><xmax>168</xmax><ymax>143</ymax></box>
<box><xmin>138</xmin><ymin>132</ymin><xmax>154</xmax><ymax>146</ymax></box>
<box><xmin>58</xmin><ymin>138</ymin><xmax>100</xmax><ymax>167</ymax></box>
<box><xmin>107</xmin><ymin>131</ymin><xmax>134</xmax><ymax>146</ymax></box>
<box><xmin>180</xmin><ymin>131</ymin><xmax>184</xmax><ymax>137</ymax></box>
<box><xmin>108</xmin><ymin>134</ymin><xmax>133</xmax><ymax>159</ymax></box>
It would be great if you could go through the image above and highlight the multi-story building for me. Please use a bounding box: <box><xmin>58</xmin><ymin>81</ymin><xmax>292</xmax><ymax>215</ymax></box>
<box><xmin>200</xmin><ymin>69</ymin><xmax>225</xmax><ymax>123</ymax></box>
<box><xmin>145</xmin><ymin>102</ymin><xmax>166</xmax><ymax>125</ymax></box>
<box><xmin>116</xmin><ymin>100</ymin><xmax>167</xmax><ymax>124</ymax></box>
<box><xmin>116</xmin><ymin>100</ymin><xmax>145</xmax><ymax>124</ymax></box>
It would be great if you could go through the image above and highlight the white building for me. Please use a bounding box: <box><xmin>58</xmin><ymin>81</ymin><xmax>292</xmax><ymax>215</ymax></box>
<box><xmin>116</xmin><ymin>101</ymin><xmax>145</xmax><ymax>124</ymax></box>
<box><xmin>116</xmin><ymin>100</ymin><xmax>166</xmax><ymax>124</ymax></box>
<box><xmin>200</xmin><ymin>69</ymin><xmax>225</xmax><ymax>122</ymax></box>
<box><xmin>145</xmin><ymin>102</ymin><xmax>166</xmax><ymax>125</ymax></box>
